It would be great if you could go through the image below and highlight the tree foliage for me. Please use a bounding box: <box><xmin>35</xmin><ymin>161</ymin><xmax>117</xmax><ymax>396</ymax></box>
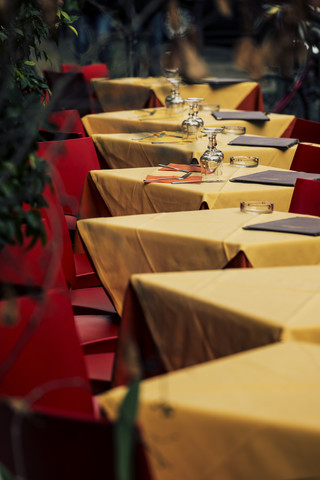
<box><xmin>0</xmin><ymin>0</ymin><xmax>77</xmax><ymax>249</ymax></box>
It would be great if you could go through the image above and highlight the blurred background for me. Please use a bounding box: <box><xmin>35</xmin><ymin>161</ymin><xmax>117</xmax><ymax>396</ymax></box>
<box><xmin>35</xmin><ymin>0</ymin><xmax>320</xmax><ymax>121</ymax></box>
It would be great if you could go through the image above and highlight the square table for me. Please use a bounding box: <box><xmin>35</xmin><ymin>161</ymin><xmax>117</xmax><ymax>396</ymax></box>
<box><xmin>77</xmin><ymin>209</ymin><xmax>320</xmax><ymax>314</ymax></box>
<box><xmin>79</xmin><ymin>164</ymin><xmax>295</xmax><ymax>220</ymax></box>
<box><xmin>113</xmin><ymin>265</ymin><xmax>320</xmax><ymax>385</ymax></box>
<box><xmin>82</xmin><ymin>108</ymin><xmax>296</xmax><ymax>137</ymax></box>
<box><xmin>90</xmin><ymin>76</ymin><xmax>264</xmax><ymax>112</ymax></box>
<box><xmin>91</xmin><ymin>131</ymin><xmax>298</xmax><ymax>170</ymax></box>
<box><xmin>99</xmin><ymin>341</ymin><xmax>320</xmax><ymax>480</ymax></box>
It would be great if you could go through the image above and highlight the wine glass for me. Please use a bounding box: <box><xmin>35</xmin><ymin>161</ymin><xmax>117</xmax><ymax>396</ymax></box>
<box><xmin>165</xmin><ymin>77</ymin><xmax>185</xmax><ymax>115</ymax></box>
<box><xmin>187</xmin><ymin>97</ymin><xmax>204</xmax><ymax>128</ymax></box>
<box><xmin>200</xmin><ymin>127</ymin><xmax>225</xmax><ymax>178</ymax></box>
<box><xmin>181</xmin><ymin>97</ymin><xmax>204</xmax><ymax>139</ymax></box>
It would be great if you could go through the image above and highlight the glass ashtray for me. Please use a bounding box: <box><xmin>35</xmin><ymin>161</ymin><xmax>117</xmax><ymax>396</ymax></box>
<box><xmin>230</xmin><ymin>156</ymin><xmax>259</xmax><ymax>167</ymax></box>
<box><xmin>200</xmin><ymin>103</ymin><xmax>220</xmax><ymax>112</ymax></box>
<box><xmin>223</xmin><ymin>125</ymin><xmax>246</xmax><ymax>135</ymax></box>
<box><xmin>240</xmin><ymin>201</ymin><xmax>274</xmax><ymax>214</ymax></box>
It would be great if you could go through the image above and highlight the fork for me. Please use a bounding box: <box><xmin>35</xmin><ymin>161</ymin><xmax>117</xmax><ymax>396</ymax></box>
<box><xmin>143</xmin><ymin>172</ymin><xmax>192</xmax><ymax>183</ymax></box>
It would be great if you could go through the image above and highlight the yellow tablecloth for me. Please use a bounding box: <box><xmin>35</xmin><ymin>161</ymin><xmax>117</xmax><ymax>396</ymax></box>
<box><xmin>90</xmin><ymin>76</ymin><xmax>264</xmax><ymax>112</ymax></box>
<box><xmin>114</xmin><ymin>266</ymin><xmax>320</xmax><ymax>383</ymax></box>
<box><xmin>99</xmin><ymin>341</ymin><xmax>320</xmax><ymax>480</ymax></box>
<box><xmin>82</xmin><ymin>108</ymin><xmax>295</xmax><ymax>137</ymax></box>
<box><xmin>80</xmin><ymin>164</ymin><xmax>294</xmax><ymax>219</ymax></box>
<box><xmin>92</xmin><ymin>131</ymin><xmax>298</xmax><ymax>169</ymax></box>
<box><xmin>77</xmin><ymin>209</ymin><xmax>320</xmax><ymax>314</ymax></box>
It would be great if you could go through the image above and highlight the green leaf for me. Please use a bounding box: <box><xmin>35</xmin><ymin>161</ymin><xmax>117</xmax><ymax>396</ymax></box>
<box><xmin>0</xmin><ymin>462</ymin><xmax>15</xmax><ymax>480</ymax></box>
<box><xmin>68</xmin><ymin>25</ymin><xmax>78</xmax><ymax>36</ymax></box>
<box><xmin>115</xmin><ymin>379</ymin><xmax>140</xmax><ymax>480</ymax></box>
<box><xmin>24</xmin><ymin>60</ymin><xmax>36</xmax><ymax>66</ymax></box>
<box><xmin>14</xmin><ymin>28</ymin><xmax>24</xmax><ymax>36</ymax></box>
<box><xmin>60</xmin><ymin>10</ymin><xmax>71</xmax><ymax>21</ymax></box>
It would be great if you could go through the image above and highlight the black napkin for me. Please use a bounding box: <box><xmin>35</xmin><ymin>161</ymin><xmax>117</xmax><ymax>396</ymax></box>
<box><xmin>205</xmin><ymin>77</ymin><xmax>247</xmax><ymax>86</ymax></box>
<box><xmin>228</xmin><ymin>135</ymin><xmax>299</xmax><ymax>150</ymax></box>
<box><xmin>212</xmin><ymin>111</ymin><xmax>269</xmax><ymax>121</ymax></box>
<box><xmin>243</xmin><ymin>216</ymin><xmax>320</xmax><ymax>236</ymax></box>
<box><xmin>230</xmin><ymin>170</ymin><xmax>320</xmax><ymax>187</ymax></box>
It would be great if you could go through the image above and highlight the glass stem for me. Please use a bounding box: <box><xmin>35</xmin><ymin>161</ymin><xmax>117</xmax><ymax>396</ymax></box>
<box><xmin>208</xmin><ymin>134</ymin><xmax>217</xmax><ymax>151</ymax></box>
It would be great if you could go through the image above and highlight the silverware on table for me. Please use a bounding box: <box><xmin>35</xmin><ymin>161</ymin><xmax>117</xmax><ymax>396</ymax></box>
<box><xmin>144</xmin><ymin>172</ymin><xmax>192</xmax><ymax>183</ymax></box>
<box><xmin>171</xmin><ymin>179</ymin><xmax>226</xmax><ymax>184</ymax></box>
<box><xmin>158</xmin><ymin>164</ymin><xmax>190</xmax><ymax>173</ymax></box>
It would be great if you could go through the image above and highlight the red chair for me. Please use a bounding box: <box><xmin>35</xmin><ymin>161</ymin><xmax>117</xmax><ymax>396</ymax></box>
<box><xmin>289</xmin><ymin>177</ymin><xmax>320</xmax><ymax>216</ymax></box>
<box><xmin>39</xmin><ymin>109</ymin><xmax>87</xmax><ymax>141</ymax></box>
<box><xmin>43</xmin><ymin>70</ymin><xmax>93</xmax><ymax>117</ymax></box>
<box><xmin>40</xmin><ymin>184</ymin><xmax>117</xmax><ymax>313</ymax></box>
<box><xmin>290</xmin><ymin>143</ymin><xmax>320</xmax><ymax>173</ymax></box>
<box><xmin>37</xmin><ymin>137</ymin><xmax>101</xmax><ymax>233</ymax></box>
<box><xmin>61</xmin><ymin>63</ymin><xmax>109</xmax><ymax>83</ymax></box>
<box><xmin>0</xmin><ymin>288</ymin><xmax>94</xmax><ymax>416</ymax></box>
<box><xmin>288</xmin><ymin>117</ymin><xmax>320</xmax><ymax>144</ymax></box>
<box><xmin>0</xmin><ymin>399</ymin><xmax>152</xmax><ymax>480</ymax></box>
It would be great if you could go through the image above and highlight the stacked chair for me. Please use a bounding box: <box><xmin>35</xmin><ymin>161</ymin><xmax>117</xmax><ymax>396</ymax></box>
<box><xmin>289</xmin><ymin>177</ymin><xmax>320</xmax><ymax>216</ymax></box>
<box><xmin>287</xmin><ymin>117</ymin><xmax>320</xmax><ymax>144</ymax></box>
<box><xmin>39</xmin><ymin>109</ymin><xmax>87</xmax><ymax>141</ymax></box>
<box><xmin>43</xmin><ymin>63</ymin><xmax>109</xmax><ymax>116</ymax></box>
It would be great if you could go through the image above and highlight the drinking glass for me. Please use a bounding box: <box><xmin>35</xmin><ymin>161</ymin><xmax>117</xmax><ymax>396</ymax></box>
<box><xmin>165</xmin><ymin>77</ymin><xmax>185</xmax><ymax>115</ymax></box>
<box><xmin>200</xmin><ymin>127</ymin><xmax>225</xmax><ymax>178</ymax></box>
<box><xmin>181</xmin><ymin>97</ymin><xmax>204</xmax><ymax>139</ymax></box>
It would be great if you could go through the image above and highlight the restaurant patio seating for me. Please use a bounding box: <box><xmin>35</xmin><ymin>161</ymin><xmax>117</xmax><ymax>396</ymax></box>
<box><xmin>0</xmin><ymin>397</ymin><xmax>151</xmax><ymax>480</ymax></box>
<box><xmin>39</xmin><ymin>109</ymin><xmax>87</xmax><ymax>141</ymax></box>
<box><xmin>61</xmin><ymin>63</ymin><xmax>109</xmax><ymax>83</ymax></box>
<box><xmin>290</xmin><ymin>142</ymin><xmax>320</xmax><ymax>172</ymax></box>
<box><xmin>289</xmin><ymin>177</ymin><xmax>320</xmax><ymax>216</ymax></box>
<box><xmin>43</xmin><ymin>70</ymin><xmax>93</xmax><ymax>117</ymax></box>
<box><xmin>288</xmin><ymin>117</ymin><xmax>320</xmax><ymax>144</ymax></box>
<box><xmin>37</xmin><ymin>137</ymin><xmax>102</xmax><ymax>235</ymax></box>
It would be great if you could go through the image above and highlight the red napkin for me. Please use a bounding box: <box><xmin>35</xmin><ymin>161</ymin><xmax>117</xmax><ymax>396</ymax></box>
<box><xmin>159</xmin><ymin>163</ymin><xmax>201</xmax><ymax>173</ymax></box>
<box><xmin>144</xmin><ymin>174</ymin><xmax>202</xmax><ymax>184</ymax></box>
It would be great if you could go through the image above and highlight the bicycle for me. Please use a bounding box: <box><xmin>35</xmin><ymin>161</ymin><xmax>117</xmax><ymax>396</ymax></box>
<box><xmin>252</xmin><ymin>2</ymin><xmax>320</xmax><ymax>121</ymax></box>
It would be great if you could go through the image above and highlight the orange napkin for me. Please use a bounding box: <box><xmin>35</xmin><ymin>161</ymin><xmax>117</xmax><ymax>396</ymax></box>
<box><xmin>144</xmin><ymin>174</ymin><xmax>202</xmax><ymax>184</ymax></box>
<box><xmin>159</xmin><ymin>163</ymin><xmax>201</xmax><ymax>173</ymax></box>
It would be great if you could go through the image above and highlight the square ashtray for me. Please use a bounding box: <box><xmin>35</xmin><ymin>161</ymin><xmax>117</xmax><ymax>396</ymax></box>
<box><xmin>240</xmin><ymin>201</ymin><xmax>274</xmax><ymax>214</ymax></box>
<box><xmin>230</xmin><ymin>156</ymin><xmax>259</xmax><ymax>167</ymax></box>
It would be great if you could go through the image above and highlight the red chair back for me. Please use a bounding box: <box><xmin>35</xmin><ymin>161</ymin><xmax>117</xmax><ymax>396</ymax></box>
<box><xmin>289</xmin><ymin>118</ymin><xmax>320</xmax><ymax>144</ymax></box>
<box><xmin>43</xmin><ymin>70</ymin><xmax>92</xmax><ymax>117</ymax></box>
<box><xmin>0</xmin><ymin>399</ymin><xmax>152</xmax><ymax>480</ymax></box>
<box><xmin>289</xmin><ymin>177</ymin><xmax>320</xmax><ymax>216</ymax></box>
<box><xmin>61</xmin><ymin>63</ymin><xmax>109</xmax><ymax>83</ymax></box>
<box><xmin>0</xmin><ymin>289</ymin><xmax>94</xmax><ymax>416</ymax></box>
<box><xmin>40</xmin><ymin>109</ymin><xmax>87</xmax><ymax>141</ymax></box>
<box><xmin>290</xmin><ymin>143</ymin><xmax>320</xmax><ymax>173</ymax></box>
<box><xmin>37</xmin><ymin>137</ymin><xmax>101</xmax><ymax>218</ymax></box>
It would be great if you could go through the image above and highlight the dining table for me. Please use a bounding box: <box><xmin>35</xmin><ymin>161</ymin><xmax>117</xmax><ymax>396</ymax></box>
<box><xmin>82</xmin><ymin>107</ymin><xmax>296</xmax><ymax>137</ymax></box>
<box><xmin>112</xmin><ymin>265</ymin><xmax>320</xmax><ymax>386</ymax></box>
<box><xmin>90</xmin><ymin>130</ymin><xmax>299</xmax><ymax>170</ymax></box>
<box><xmin>90</xmin><ymin>76</ymin><xmax>264</xmax><ymax>112</ymax></box>
<box><xmin>78</xmin><ymin>164</ymin><xmax>296</xmax><ymax>220</ymax></box>
<box><xmin>77</xmin><ymin>209</ymin><xmax>320</xmax><ymax>315</ymax></box>
<box><xmin>98</xmin><ymin>341</ymin><xmax>320</xmax><ymax>480</ymax></box>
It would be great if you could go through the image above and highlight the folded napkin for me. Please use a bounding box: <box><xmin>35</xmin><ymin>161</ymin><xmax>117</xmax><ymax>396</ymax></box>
<box><xmin>230</xmin><ymin>170</ymin><xmax>320</xmax><ymax>186</ymax></box>
<box><xmin>228</xmin><ymin>135</ymin><xmax>299</xmax><ymax>149</ymax></box>
<box><xmin>159</xmin><ymin>163</ymin><xmax>201</xmax><ymax>173</ymax></box>
<box><xmin>205</xmin><ymin>77</ymin><xmax>247</xmax><ymax>86</ymax></box>
<box><xmin>144</xmin><ymin>174</ymin><xmax>202</xmax><ymax>184</ymax></box>
<box><xmin>243</xmin><ymin>216</ymin><xmax>320</xmax><ymax>236</ymax></box>
<box><xmin>212</xmin><ymin>111</ymin><xmax>269</xmax><ymax>121</ymax></box>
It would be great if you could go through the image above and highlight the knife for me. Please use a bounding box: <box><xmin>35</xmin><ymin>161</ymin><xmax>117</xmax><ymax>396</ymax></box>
<box><xmin>158</xmin><ymin>164</ymin><xmax>191</xmax><ymax>173</ymax></box>
<box><xmin>171</xmin><ymin>179</ymin><xmax>226</xmax><ymax>184</ymax></box>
